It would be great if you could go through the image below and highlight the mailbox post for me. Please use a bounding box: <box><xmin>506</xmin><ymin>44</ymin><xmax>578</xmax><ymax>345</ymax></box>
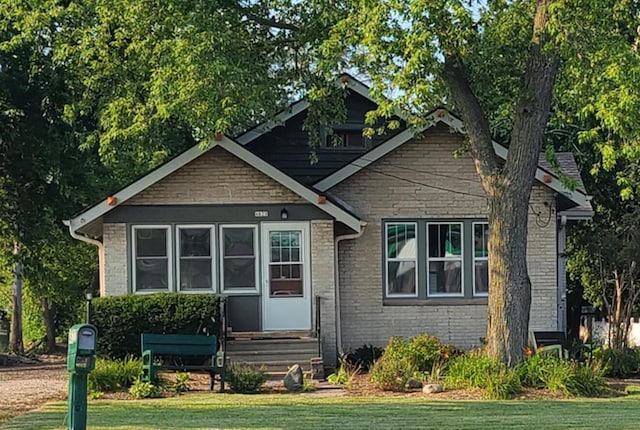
<box><xmin>67</xmin><ymin>324</ymin><xmax>97</xmax><ymax>430</ymax></box>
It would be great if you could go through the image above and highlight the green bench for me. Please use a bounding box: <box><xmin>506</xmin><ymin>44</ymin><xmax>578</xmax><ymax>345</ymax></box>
<box><xmin>141</xmin><ymin>333</ymin><xmax>226</xmax><ymax>391</ymax></box>
<box><xmin>530</xmin><ymin>331</ymin><xmax>569</xmax><ymax>359</ymax></box>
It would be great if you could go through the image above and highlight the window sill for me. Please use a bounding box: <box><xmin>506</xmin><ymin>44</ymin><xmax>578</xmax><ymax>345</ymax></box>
<box><xmin>383</xmin><ymin>297</ymin><xmax>488</xmax><ymax>306</ymax></box>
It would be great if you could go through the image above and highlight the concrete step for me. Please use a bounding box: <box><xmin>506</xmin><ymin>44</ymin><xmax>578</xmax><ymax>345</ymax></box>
<box><xmin>225</xmin><ymin>338</ymin><xmax>319</xmax><ymax>353</ymax></box>
<box><xmin>226</xmin><ymin>350</ymin><xmax>319</xmax><ymax>363</ymax></box>
<box><xmin>230</xmin><ymin>330</ymin><xmax>312</xmax><ymax>340</ymax></box>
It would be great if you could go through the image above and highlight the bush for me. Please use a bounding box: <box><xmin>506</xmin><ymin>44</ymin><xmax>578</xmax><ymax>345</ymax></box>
<box><xmin>91</xmin><ymin>293</ymin><xmax>221</xmax><ymax>358</ymax></box>
<box><xmin>444</xmin><ymin>352</ymin><xmax>521</xmax><ymax>399</ymax></box>
<box><xmin>345</xmin><ymin>344</ymin><xmax>384</xmax><ymax>372</ymax></box>
<box><xmin>129</xmin><ymin>379</ymin><xmax>163</xmax><ymax>399</ymax></box>
<box><xmin>593</xmin><ymin>348</ymin><xmax>640</xmax><ymax>378</ymax></box>
<box><xmin>171</xmin><ymin>372</ymin><xmax>191</xmax><ymax>394</ymax></box>
<box><xmin>328</xmin><ymin>356</ymin><xmax>361</xmax><ymax>389</ymax></box>
<box><xmin>88</xmin><ymin>356</ymin><xmax>142</xmax><ymax>393</ymax></box>
<box><xmin>369</xmin><ymin>335</ymin><xmax>456</xmax><ymax>391</ymax></box>
<box><xmin>227</xmin><ymin>362</ymin><xmax>267</xmax><ymax>393</ymax></box>
<box><xmin>517</xmin><ymin>353</ymin><xmax>607</xmax><ymax>397</ymax></box>
<box><xmin>484</xmin><ymin>368</ymin><xmax>522</xmax><ymax>400</ymax></box>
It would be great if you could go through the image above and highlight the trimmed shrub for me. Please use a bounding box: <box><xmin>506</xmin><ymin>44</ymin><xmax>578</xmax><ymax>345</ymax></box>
<box><xmin>593</xmin><ymin>348</ymin><xmax>640</xmax><ymax>378</ymax></box>
<box><xmin>88</xmin><ymin>356</ymin><xmax>142</xmax><ymax>393</ymax></box>
<box><xmin>91</xmin><ymin>293</ymin><xmax>220</xmax><ymax>358</ymax></box>
<box><xmin>227</xmin><ymin>362</ymin><xmax>267</xmax><ymax>393</ymax></box>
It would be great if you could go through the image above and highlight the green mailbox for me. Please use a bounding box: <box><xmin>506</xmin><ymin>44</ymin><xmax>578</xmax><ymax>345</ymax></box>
<box><xmin>67</xmin><ymin>324</ymin><xmax>97</xmax><ymax>430</ymax></box>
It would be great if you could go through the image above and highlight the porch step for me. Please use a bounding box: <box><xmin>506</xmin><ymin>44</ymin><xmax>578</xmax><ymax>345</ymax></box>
<box><xmin>229</xmin><ymin>330</ymin><xmax>312</xmax><ymax>340</ymax></box>
<box><xmin>223</xmin><ymin>333</ymin><xmax>320</xmax><ymax>376</ymax></box>
<box><xmin>225</xmin><ymin>338</ymin><xmax>319</xmax><ymax>353</ymax></box>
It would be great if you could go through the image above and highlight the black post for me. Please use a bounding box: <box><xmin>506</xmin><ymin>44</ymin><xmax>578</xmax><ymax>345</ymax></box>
<box><xmin>85</xmin><ymin>292</ymin><xmax>93</xmax><ymax>324</ymax></box>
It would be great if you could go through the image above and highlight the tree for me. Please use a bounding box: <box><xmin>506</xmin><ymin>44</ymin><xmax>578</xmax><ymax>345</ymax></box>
<box><xmin>10</xmin><ymin>1</ymin><xmax>640</xmax><ymax>365</ymax></box>
<box><xmin>313</xmin><ymin>0</ymin><xmax>640</xmax><ymax>365</ymax></box>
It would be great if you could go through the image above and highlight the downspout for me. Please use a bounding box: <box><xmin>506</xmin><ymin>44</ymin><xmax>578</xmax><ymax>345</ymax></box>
<box><xmin>64</xmin><ymin>220</ymin><xmax>105</xmax><ymax>295</ymax></box>
<box><xmin>334</xmin><ymin>222</ymin><xmax>367</xmax><ymax>356</ymax></box>
<box><xmin>557</xmin><ymin>215</ymin><xmax>568</xmax><ymax>334</ymax></box>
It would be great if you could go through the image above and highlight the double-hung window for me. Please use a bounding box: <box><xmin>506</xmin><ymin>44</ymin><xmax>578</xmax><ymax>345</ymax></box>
<box><xmin>473</xmin><ymin>222</ymin><xmax>489</xmax><ymax>296</ymax></box>
<box><xmin>133</xmin><ymin>226</ymin><xmax>171</xmax><ymax>292</ymax></box>
<box><xmin>383</xmin><ymin>220</ymin><xmax>489</xmax><ymax>301</ymax></box>
<box><xmin>427</xmin><ymin>223</ymin><xmax>463</xmax><ymax>297</ymax></box>
<box><xmin>220</xmin><ymin>225</ymin><xmax>258</xmax><ymax>293</ymax></box>
<box><xmin>385</xmin><ymin>223</ymin><xmax>418</xmax><ymax>297</ymax></box>
<box><xmin>177</xmin><ymin>226</ymin><xmax>215</xmax><ymax>292</ymax></box>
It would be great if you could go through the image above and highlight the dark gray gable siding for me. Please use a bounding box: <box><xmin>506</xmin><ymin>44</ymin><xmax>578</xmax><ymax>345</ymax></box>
<box><xmin>246</xmin><ymin>91</ymin><xmax>406</xmax><ymax>185</ymax></box>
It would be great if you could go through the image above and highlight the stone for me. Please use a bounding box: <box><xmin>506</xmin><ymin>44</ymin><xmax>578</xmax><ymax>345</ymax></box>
<box><xmin>406</xmin><ymin>378</ymin><xmax>423</xmax><ymax>389</ymax></box>
<box><xmin>423</xmin><ymin>383</ymin><xmax>444</xmax><ymax>394</ymax></box>
<box><xmin>284</xmin><ymin>364</ymin><xmax>304</xmax><ymax>392</ymax></box>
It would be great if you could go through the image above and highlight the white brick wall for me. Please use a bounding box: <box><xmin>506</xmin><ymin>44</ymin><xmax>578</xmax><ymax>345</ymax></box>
<box><xmin>311</xmin><ymin>220</ymin><xmax>337</xmax><ymax>366</ymax></box>
<box><xmin>103</xmin><ymin>223</ymin><xmax>127</xmax><ymax>296</ymax></box>
<box><xmin>331</xmin><ymin>124</ymin><xmax>557</xmax><ymax>350</ymax></box>
<box><xmin>127</xmin><ymin>146</ymin><xmax>305</xmax><ymax>205</ymax></box>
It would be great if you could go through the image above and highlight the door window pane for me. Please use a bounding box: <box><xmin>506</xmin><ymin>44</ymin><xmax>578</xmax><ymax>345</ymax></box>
<box><xmin>269</xmin><ymin>230</ymin><xmax>303</xmax><ymax>297</ymax></box>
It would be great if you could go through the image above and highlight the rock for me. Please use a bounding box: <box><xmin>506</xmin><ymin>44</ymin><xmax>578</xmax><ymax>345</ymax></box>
<box><xmin>423</xmin><ymin>383</ymin><xmax>444</xmax><ymax>394</ymax></box>
<box><xmin>284</xmin><ymin>364</ymin><xmax>304</xmax><ymax>392</ymax></box>
<box><xmin>406</xmin><ymin>378</ymin><xmax>423</xmax><ymax>389</ymax></box>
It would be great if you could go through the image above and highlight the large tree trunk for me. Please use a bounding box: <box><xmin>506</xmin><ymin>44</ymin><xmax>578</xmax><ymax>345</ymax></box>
<box><xmin>442</xmin><ymin>0</ymin><xmax>558</xmax><ymax>365</ymax></box>
<box><xmin>41</xmin><ymin>297</ymin><xmax>57</xmax><ymax>353</ymax></box>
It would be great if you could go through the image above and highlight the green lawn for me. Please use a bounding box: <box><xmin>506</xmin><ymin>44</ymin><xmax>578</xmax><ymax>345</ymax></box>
<box><xmin>3</xmin><ymin>394</ymin><xmax>640</xmax><ymax>430</ymax></box>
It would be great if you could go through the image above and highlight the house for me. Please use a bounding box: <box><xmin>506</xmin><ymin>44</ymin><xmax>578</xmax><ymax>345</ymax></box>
<box><xmin>64</xmin><ymin>76</ymin><xmax>592</xmax><ymax>367</ymax></box>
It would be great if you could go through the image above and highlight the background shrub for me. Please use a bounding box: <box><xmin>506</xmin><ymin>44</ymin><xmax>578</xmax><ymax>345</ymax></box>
<box><xmin>345</xmin><ymin>344</ymin><xmax>384</xmax><ymax>372</ymax></box>
<box><xmin>227</xmin><ymin>362</ymin><xmax>267</xmax><ymax>393</ymax></box>
<box><xmin>88</xmin><ymin>356</ymin><xmax>142</xmax><ymax>393</ymax></box>
<box><xmin>593</xmin><ymin>348</ymin><xmax>640</xmax><ymax>378</ymax></box>
<box><xmin>444</xmin><ymin>352</ymin><xmax>522</xmax><ymax>399</ymax></box>
<box><xmin>91</xmin><ymin>293</ymin><xmax>220</xmax><ymax>358</ymax></box>
<box><xmin>129</xmin><ymin>379</ymin><xmax>163</xmax><ymax>399</ymax></box>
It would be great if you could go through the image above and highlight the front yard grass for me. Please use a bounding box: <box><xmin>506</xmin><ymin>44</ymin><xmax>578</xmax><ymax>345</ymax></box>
<box><xmin>3</xmin><ymin>394</ymin><xmax>640</xmax><ymax>429</ymax></box>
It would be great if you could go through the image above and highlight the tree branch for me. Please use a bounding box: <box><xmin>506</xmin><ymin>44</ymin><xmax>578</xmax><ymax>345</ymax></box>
<box><xmin>505</xmin><ymin>0</ymin><xmax>559</xmax><ymax>185</ymax></box>
<box><xmin>225</xmin><ymin>1</ymin><xmax>300</xmax><ymax>31</ymax></box>
<box><xmin>441</xmin><ymin>55</ymin><xmax>500</xmax><ymax>193</ymax></box>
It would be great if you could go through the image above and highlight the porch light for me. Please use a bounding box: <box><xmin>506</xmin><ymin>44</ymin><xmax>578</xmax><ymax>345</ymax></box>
<box><xmin>280</xmin><ymin>208</ymin><xmax>289</xmax><ymax>220</ymax></box>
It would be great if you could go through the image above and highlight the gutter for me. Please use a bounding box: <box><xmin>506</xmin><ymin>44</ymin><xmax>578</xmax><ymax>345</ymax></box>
<box><xmin>63</xmin><ymin>220</ymin><xmax>105</xmax><ymax>294</ymax></box>
<box><xmin>334</xmin><ymin>222</ymin><xmax>367</xmax><ymax>356</ymax></box>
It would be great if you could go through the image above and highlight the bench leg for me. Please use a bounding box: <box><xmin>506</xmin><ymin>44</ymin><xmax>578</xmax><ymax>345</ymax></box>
<box><xmin>219</xmin><ymin>372</ymin><xmax>225</xmax><ymax>393</ymax></box>
<box><xmin>209</xmin><ymin>372</ymin><xmax>215</xmax><ymax>391</ymax></box>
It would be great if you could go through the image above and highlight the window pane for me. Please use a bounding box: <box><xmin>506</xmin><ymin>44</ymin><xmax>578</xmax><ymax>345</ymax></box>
<box><xmin>135</xmin><ymin>259</ymin><xmax>168</xmax><ymax>290</ymax></box>
<box><xmin>474</xmin><ymin>224</ymin><xmax>489</xmax><ymax>257</ymax></box>
<box><xmin>223</xmin><ymin>258</ymin><xmax>256</xmax><ymax>289</ymax></box>
<box><xmin>180</xmin><ymin>259</ymin><xmax>212</xmax><ymax>290</ymax></box>
<box><xmin>387</xmin><ymin>224</ymin><xmax>416</xmax><ymax>259</ymax></box>
<box><xmin>475</xmin><ymin>260</ymin><xmax>489</xmax><ymax>294</ymax></box>
<box><xmin>387</xmin><ymin>261</ymin><xmax>416</xmax><ymax>295</ymax></box>
<box><xmin>224</xmin><ymin>228</ymin><xmax>255</xmax><ymax>257</ymax></box>
<box><xmin>428</xmin><ymin>224</ymin><xmax>462</xmax><ymax>258</ymax></box>
<box><xmin>270</xmin><ymin>264</ymin><xmax>303</xmax><ymax>297</ymax></box>
<box><xmin>428</xmin><ymin>261</ymin><xmax>462</xmax><ymax>295</ymax></box>
<box><xmin>180</xmin><ymin>228</ymin><xmax>211</xmax><ymax>257</ymax></box>
<box><xmin>136</xmin><ymin>229</ymin><xmax>167</xmax><ymax>257</ymax></box>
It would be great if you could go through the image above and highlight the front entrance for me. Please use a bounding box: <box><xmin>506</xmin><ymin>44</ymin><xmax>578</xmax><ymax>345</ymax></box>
<box><xmin>261</xmin><ymin>222</ymin><xmax>311</xmax><ymax>331</ymax></box>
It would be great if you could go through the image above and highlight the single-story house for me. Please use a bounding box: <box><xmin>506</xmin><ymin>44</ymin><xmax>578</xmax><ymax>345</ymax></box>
<box><xmin>65</xmin><ymin>76</ymin><xmax>592</xmax><ymax>366</ymax></box>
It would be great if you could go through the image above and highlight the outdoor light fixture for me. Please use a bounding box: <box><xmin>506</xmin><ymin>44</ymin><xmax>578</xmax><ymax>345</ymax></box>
<box><xmin>280</xmin><ymin>207</ymin><xmax>289</xmax><ymax>220</ymax></box>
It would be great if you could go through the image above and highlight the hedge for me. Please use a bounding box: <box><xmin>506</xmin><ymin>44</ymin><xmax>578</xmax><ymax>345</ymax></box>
<box><xmin>91</xmin><ymin>293</ymin><xmax>221</xmax><ymax>358</ymax></box>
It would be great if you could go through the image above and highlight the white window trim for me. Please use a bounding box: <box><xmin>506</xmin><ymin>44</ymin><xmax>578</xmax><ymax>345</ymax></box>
<box><xmin>132</xmin><ymin>225</ymin><xmax>173</xmax><ymax>294</ymax></box>
<box><xmin>385</xmin><ymin>222</ymin><xmax>419</xmax><ymax>298</ymax></box>
<box><xmin>175</xmin><ymin>224</ymin><xmax>216</xmax><ymax>293</ymax></box>
<box><xmin>427</xmin><ymin>222</ymin><xmax>465</xmax><ymax>298</ymax></box>
<box><xmin>472</xmin><ymin>222</ymin><xmax>489</xmax><ymax>297</ymax></box>
<box><xmin>220</xmin><ymin>224</ymin><xmax>259</xmax><ymax>294</ymax></box>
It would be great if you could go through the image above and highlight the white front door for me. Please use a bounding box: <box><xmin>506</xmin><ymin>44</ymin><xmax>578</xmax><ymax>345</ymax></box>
<box><xmin>261</xmin><ymin>222</ymin><xmax>311</xmax><ymax>331</ymax></box>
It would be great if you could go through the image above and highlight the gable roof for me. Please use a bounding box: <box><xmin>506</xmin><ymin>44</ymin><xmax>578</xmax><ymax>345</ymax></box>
<box><xmin>313</xmin><ymin>109</ymin><xmax>592</xmax><ymax>212</ymax></box>
<box><xmin>65</xmin><ymin>136</ymin><xmax>363</xmax><ymax>235</ymax></box>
